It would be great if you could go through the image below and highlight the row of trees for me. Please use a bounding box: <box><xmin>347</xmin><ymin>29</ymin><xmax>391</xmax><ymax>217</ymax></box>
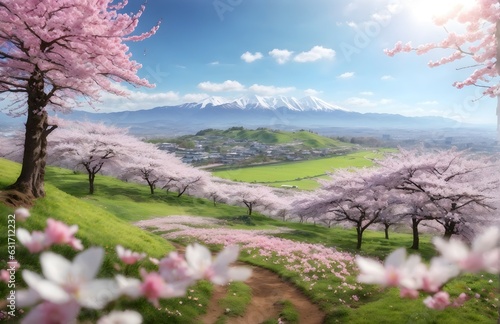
<box><xmin>1</xmin><ymin>119</ymin><xmax>290</xmax><ymax>217</ymax></box>
<box><xmin>291</xmin><ymin>148</ymin><xmax>499</xmax><ymax>249</ymax></box>
<box><xmin>1</xmin><ymin>119</ymin><xmax>498</xmax><ymax>250</ymax></box>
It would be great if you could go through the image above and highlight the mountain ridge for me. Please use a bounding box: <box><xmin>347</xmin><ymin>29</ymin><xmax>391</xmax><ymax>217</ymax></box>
<box><xmin>183</xmin><ymin>95</ymin><xmax>345</xmax><ymax>112</ymax></box>
<box><xmin>0</xmin><ymin>95</ymin><xmax>476</xmax><ymax>137</ymax></box>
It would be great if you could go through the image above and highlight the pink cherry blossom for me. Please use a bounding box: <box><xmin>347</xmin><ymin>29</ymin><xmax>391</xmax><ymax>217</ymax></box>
<box><xmin>356</xmin><ymin>248</ymin><xmax>424</xmax><ymax>289</ymax></box>
<box><xmin>20</xmin><ymin>248</ymin><xmax>119</xmax><ymax>309</ymax></box>
<box><xmin>385</xmin><ymin>0</ymin><xmax>500</xmax><ymax>99</ymax></box>
<box><xmin>0</xmin><ymin>270</ymin><xmax>9</xmax><ymax>283</ymax></box>
<box><xmin>185</xmin><ymin>243</ymin><xmax>252</xmax><ymax>285</ymax></box>
<box><xmin>158</xmin><ymin>251</ymin><xmax>194</xmax><ymax>286</ymax></box>
<box><xmin>423</xmin><ymin>291</ymin><xmax>451</xmax><ymax>310</ymax></box>
<box><xmin>20</xmin><ymin>301</ymin><xmax>81</xmax><ymax>324</ymax></box>
<box><xmin>139</xmin><ymin>270</ymin><xmax>186</xmax><ymax>307</ymax></box>
<box><xmin>16</xmin><ymin>229</ymin><xmax>47</xmax><ymax>253</ymax></box>
<box><xmin>433</xmin><ymin>227</ymin><xmax>500</xmax><ymax>273</ymax></box>
<box><xmin>116</xmin><ymin>245</ymin><xmax>146</xmax><ymax>265</ymax></box>
<box><xmin>44</xmin><ymin>218</ymin><xmax>83</xmax><ymax>250</ymax></box>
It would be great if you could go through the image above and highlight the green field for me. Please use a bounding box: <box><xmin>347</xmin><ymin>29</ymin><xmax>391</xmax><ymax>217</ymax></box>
<box><xmin>212</xmin><ymin>149</ymin><xmax>392</xmax><ymax>190</ymax></box>
<box><xmin>1</xmin><ymin>157</ymin><xmax>498</xmax><ymax>323</ymax></box>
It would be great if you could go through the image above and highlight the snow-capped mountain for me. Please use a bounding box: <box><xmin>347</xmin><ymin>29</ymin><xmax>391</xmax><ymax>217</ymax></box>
<box><xmin>61</xmin><ymin>94</ymin><xmax>464</xmax><ymax>136</ymax></box>
<box><xmin>184</xmin><ymin>95</ymin><xmax>346</xmax><ymax>112</ymax></box>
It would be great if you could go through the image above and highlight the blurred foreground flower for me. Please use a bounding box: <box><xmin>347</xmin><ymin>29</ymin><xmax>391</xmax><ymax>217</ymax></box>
<box><xmin>20</xmin><ymin>247</ymin><xmax>119</xmax><ymax>309</ymax></box>
<box><xmin>186</xmin><ymin>243</ymin><xmax>252</xmax><ymax>285</ymax></box>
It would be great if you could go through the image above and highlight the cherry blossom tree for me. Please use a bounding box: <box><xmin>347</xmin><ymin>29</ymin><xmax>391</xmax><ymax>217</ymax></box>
<box><xmin>47</xmin><ymin>121</ymin><xmax>128</xmax><ymax>194</ymax></box>
<box><xmin>198</xmin><ymin>180</ymin><xmax>231</xmax><ymax>206</ymax></box>
<box><xmin>173</xmin><ymin>171</ymin><xmax>209</xmax><ymax>198</ymax></box>
<box><xmin>0</xmin><ymin>0</ymin><xmax>159</xmax><ymax>200</ymax></box>
<box><xmin>225</xmin><ymin>183</ymin><xmax>278</xmax><ymax>216</ymax></box>
<box><xmin>295</xmin><ymin>167</ymin><xmax>393</xmax><ymax>250</ymax></box>
<box><xmin>377</xmin><ymin>147</ymin><xmax>499</xmax><ymax>249</ymax></box>
<box><xmin>120</xmin><ymin>145</ymin><xmax>182</xmax><ymax>195</ymax></box>
<box><xmin>385</xmin><ymin>1</ymin><xmax>500</xmax><ymax>140</ymax></box>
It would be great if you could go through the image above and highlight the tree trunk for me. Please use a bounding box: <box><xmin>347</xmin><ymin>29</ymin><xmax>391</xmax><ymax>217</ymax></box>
<box><xmin>8</xmin><ymin>68</ymin><xmax>55</xmax><ymax>199</ymax></box>
<box><xmin>145</xmin><ymin>178</ymin><xmax>155</xmax><ymax>195</ymax></box>
<box><xmin>410</xmin><ymin>217</ymin><xmax>420</xmax><ymax>250</ymax></box>
<box><xmin>89</xmin><ymin>172</ymin><xmax>95</xmax><ymax>195</ymax></box>
<box><xmin>356</xmin><ymin>226</ymin><xmax>363</xmax><ymax>250</ymax></box>
<box><xmin>443</xmin><ymin>223</ymin><xmax>455</xmax><ymax>240</ymax></box>
<box><xmin>384</xmin><ymin>224</ymin><xmax>390</xmax><ymax>239</ymax></box>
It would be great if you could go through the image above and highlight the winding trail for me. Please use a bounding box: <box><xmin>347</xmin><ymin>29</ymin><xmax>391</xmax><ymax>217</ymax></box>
<box><xmin>138</xmin><ymin>217</ymin><xmax>326</xmax><ymax>324</ymax></box>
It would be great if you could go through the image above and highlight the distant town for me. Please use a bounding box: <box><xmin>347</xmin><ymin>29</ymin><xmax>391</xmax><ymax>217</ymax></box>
<box><xmin>153</xmin><ymin>127</ymin><xmax>500</xmax><ymax>167</ymax></box>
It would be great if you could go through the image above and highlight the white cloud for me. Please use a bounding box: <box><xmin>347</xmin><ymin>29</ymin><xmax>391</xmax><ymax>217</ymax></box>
<box><xmin>343</xmin><ymin>97</ymin><xmax>376</xmax><ymax>107</ymax></box>
<box><xmin>269</xmin><ymin>49</ymin><xmax>294</xmax><ymax>64</ymax></box>
<box><xmin>371</xmin><ymin>12</ymin><xmax>391</xmax><ymax>23</ymax></box>
<box><xmin>197</xmin><ymin>80</ymin><xmax>245</xmax><ymax>92</ymax></box>
<box><xmin>346</xmin><ymin>21</ymin><xmax>358</xmax><ymax>28</ymax></box>
<box><xmin>418</xmin><ymin>100</ymin><xmax>439</xmax><ymax>105</ymax></box>
<box><xmin>209</xmin><ymin>61</ymin><xmax>220</xmax><ymax>66</ymax></box>
<box><xmin>381</xmin><ymin>75</ymin><xmax>394</xmax><ymax>81</ymax></box>
<box><xmin>249</xmin><ymin>84</ymin><xmax>295</xmax><ymax>96</ymax></box>
<box><xmin>304</xmin><ymin>88</ymin><xmax>322</xmax><ymax>96</ymax></box>
<box><xmin>241</xmin><ymin>51</ymin><xmax>263</xmax><ymax>63</ymax></box>
<box><xmin>343</xmin><ymin>97</ymin><xmax>392</xmax><ymax>108</ymax></box>
<box><xmin>359</xmin><ymin>91</ymin><xmax>374</xmax><ymax>96</ymax></box>
<box><xmin>183</xmin><ymin>93</ymin><xmax>209</xmax><ymax>102</ymax></box>
<box><xmin>81</xmin><ymin>89</ymin><xmax>181</xmax><ymax>112</ymax></box>
<box><xmin>338</xmin><ymin>72</ymin><xmax>355</xmax><ymax>79</ymax></box>
<box><xmin>294</xmin><ymin>46</ymin><xmax>336</xmax><ymax>63</ymax></box>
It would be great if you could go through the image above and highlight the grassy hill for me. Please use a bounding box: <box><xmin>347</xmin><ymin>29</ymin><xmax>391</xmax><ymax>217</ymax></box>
<box><xmin>0</xmin><ymin>158</ymin><xmax>244</xmax><ymax>323</ymax></box>
<box><xmin>0</xmin><ymin>158</ymin><xmax>497</xmax><ymax>323</ymax></box>
<box><xmin>150</xmin><ymin>127</ymin><xmax>352</xmax><ymax>150</ymax></box>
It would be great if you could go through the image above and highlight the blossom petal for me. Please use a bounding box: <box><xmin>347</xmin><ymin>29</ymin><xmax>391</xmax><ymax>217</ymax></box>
<box><xmin>22</xmin><ymin>270</ymin><xmax>70</xmax><ymax>304</ymax></box>
<box><xmin>385</xmin><ymin>248</ymin><xmax>406</xmax><ymax>268</ymax></box>
<box><xmin>16</xmin><ymin>288</ymin><xmax>41</xmax><ymax>308</ymax></box>
<box><xmin>355</xmin><ymin>256</ymin><xmax>386</xmax><ymax>285</ymax></box>
<box><xmin>213</xmin><ymin>245</ymin><xmax>239</xmax><ymax>271</ymax></box>
<box><xmin>78</xmin><ymin>279</ymin><xmax>119</xmax><ymax>309</ymax></box>
<box><xmin>40</xmin><ymin>251</ymin><xmax>71</xmax><ymax>285</ymax></box>
<box><xmin>73</xmin><ymin>247</ymin><xmax>104</xmax><ymax>281</ymax></box>
<box><xmin>97</xmin><ymin>310</ymin><xmax>142</xmax><ymax>324</ymax></box>
<box><xmin>115</xmin><ymin>275</ymin><xmax>142</xmax><ymax>299</ymax></box>
<box><xmin>186</xmin><ymin>243</ymin><xmax>212</xmax><ymax>274</ymax></box>
<box><xmin>472</xmin><ymin>227</ymin><xmax>500</xmax><ymax>253</ymax></box>
<box><xmin>433</xmin><ymin>237</ymin><xmax>468</xmax><ymax>263</ymax></box>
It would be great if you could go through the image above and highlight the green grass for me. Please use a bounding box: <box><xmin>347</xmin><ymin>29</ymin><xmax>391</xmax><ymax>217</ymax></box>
<box><xmin>218</xmin><ymin>282</ymin><xmax>252</xmax><ymax>317</ymax></box>
<box><xmin>278</xmin><ymin>300</ymin><xmax>300</xmax><ymax>324</ymax></box>
<box><xmin>1</xmin><ymin>157</ymin><xmax>498</xmax><ymax>324</ymax></box>
<box><xmin>44</xmin><ymin>166</ymin><xmax>247</xmax><ymax>222</ymax></box>
<box><xmin>0</xmin><ymin>158</ymin><xmax>228</xmax><ymax>323</ymax></box>
<box><xmin>212</xmin><ymin>149</ymin><xmax>392</xmax><ymax>190</ymax></box>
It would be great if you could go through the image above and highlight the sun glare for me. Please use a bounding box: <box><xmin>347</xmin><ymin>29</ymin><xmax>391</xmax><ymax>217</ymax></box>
<box><xmin>407</xmin><ymin>0</ymin><xmax>475</xmax><ymax>21</ymax></box>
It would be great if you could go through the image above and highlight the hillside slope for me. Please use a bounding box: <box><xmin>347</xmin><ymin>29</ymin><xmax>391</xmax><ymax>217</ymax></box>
<box><xmin>154</xmin><ymin>127</ymin><xmax>352</xmax><ymax>150</ymax></box>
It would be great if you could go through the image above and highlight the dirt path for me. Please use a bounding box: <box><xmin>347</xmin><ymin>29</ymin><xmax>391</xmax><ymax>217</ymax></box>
<box><xmin>172</xmin><ymin>243</ymin><xmax>325</xmax><ymax>324</ymax></box>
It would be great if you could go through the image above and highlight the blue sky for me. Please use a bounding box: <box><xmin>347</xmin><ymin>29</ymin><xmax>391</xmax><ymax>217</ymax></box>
<box><xmin>92</xmin><ymin>0</ymin><xmax>496</xmax><ymax>125</ymax></box>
